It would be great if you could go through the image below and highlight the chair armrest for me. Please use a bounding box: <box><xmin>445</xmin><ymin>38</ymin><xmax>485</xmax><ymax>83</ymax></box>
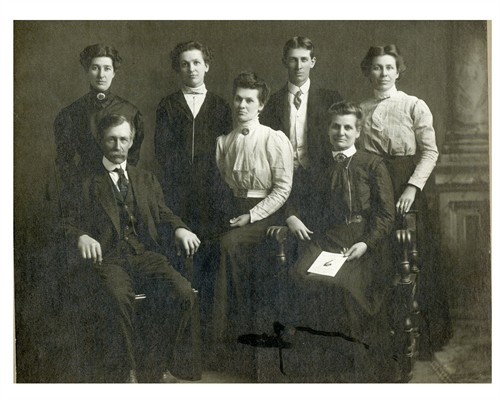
<box><xmin>267</xmin><ymin>226</ymin><xmax>289</xmax><ymax>266</ymax></box>
<box><xmin>394</xmin><ymin>210</ymin><xmax>420</xmax><ymax>382</ymax></box>
<box><xmin>396</xmin><ymin>211</ymin><xmax>419</xmax><ymax>279</ymax></box>
<box><xmin>183</xmin><ymin>256</ymin><xmax>195</xmax><ymax>284</ymax></box>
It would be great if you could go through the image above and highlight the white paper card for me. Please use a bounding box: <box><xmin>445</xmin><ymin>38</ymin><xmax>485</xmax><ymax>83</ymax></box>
<box><xmin>307</xmin><ymin>251</ymin><xmax>347</xmax><ymax>278</ymax></box>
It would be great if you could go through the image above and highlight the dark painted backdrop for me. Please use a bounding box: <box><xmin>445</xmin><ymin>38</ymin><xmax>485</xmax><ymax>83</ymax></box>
<box><xmin>14</xmin><ymin>20</ymin><xmax>455</xmax><ymax>382</ymax></box>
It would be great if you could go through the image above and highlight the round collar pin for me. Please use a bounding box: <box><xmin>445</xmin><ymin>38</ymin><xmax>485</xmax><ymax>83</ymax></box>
<box><xmin>97</xmin><ymin>93</ymin><xmax>106</xmax><ymax>101</ymax></box>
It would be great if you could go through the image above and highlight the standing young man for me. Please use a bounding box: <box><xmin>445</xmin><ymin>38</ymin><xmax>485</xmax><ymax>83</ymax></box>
<box><xmin>260</xmin><ymin>36</ymin><xmax>343</xmax><ymax>239</ymax></box>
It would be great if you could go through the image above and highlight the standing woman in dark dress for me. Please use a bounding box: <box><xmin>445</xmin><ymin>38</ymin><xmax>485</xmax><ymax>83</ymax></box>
<box><xmin>154</xmin><ymin>42</ymin><xmax>232</xmax><ymax>340</ymax></box>
<box><xmin>54</xmin><ymin>43</ymin><xmax>144</xmax><ymax>192</ymax></box>
<box><xmin>359</xmin><ymin>44</ymin><xmax>452</xmax><ymax>357</ymax></box>
<box><xmin>154</xmin><ymin>40</ymin><xmax>232</xmax><ymax>241</ymax></box>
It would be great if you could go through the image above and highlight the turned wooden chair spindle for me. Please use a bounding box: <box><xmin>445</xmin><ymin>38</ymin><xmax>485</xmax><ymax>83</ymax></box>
<box><xmin>394</xmin><ymin>210</ymin><xmax>420</xmax><ymax>382</ymax></box>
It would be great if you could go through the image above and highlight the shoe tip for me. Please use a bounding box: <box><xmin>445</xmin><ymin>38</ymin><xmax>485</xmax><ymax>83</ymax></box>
<box><xmin>159</xmin><ymin>370</ymin><xmax>179</xmax><ymax>383</ymax></box>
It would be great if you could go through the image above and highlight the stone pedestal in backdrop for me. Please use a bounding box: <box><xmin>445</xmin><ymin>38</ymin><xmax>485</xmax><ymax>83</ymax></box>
<box><xmin>434</xmin><ymin>21</ymin><xmax>490</xmax><ymax>320</ymax></box>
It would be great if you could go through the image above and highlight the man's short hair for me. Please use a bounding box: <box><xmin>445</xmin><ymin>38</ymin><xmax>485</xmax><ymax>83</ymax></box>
<box><xmin>97</xmin><ymin>114</ymin><xmax>135</xmax><ymax>141</ymax></box>
<box><xmin>327</xmin><ymin>101</ymin><xmax>364</xmax><ymax>130</ymax></box>
<box><xmin>232</xmin><ymin>71</ymin><xmax>271</xmax><ymax>106</ymax></box>
<box><xmin>282</xmin><ymin>36</ymin><xmax>315</xmax><ymax>61</ymax></box>
<box><xmin>80</xmin><ymin>44</ymin><xmax>122</xmax><ymax>71</ymax></box>
<box><xmin>170</xmin><ymin>41</ymin><xmax>213</xmax><ymax>72</ymax></box>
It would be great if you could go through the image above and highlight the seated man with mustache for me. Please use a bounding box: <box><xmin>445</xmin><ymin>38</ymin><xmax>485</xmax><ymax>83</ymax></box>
<box><xmin>61</xmin><ymin>113</ymin><xmax>200</xmax><ymax>383</ymax></box>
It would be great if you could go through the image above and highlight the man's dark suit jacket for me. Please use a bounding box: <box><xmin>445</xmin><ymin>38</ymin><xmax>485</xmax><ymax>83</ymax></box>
<box><xmin>260</xmin><ymin>81</ymin><xmax>343</xmax><ymax>167</ymax></box>
<box><xmin>62</xmin><ymin>163</ymin><xmax>188</xmax><ymax>258</ymax></box>
<box><xmin>260</xmin><ymin>82</ymin><xmax>342</xmax><ymax>222</ymax></box>
<box><xmin>154</xmin><ymin>90</ymin><xmax>232</xmax><ymax>237</ymax></box>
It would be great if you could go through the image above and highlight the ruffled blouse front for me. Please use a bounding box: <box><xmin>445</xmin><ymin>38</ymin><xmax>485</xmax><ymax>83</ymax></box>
<box><xmin>216</xmin><ymin>118</ymin><xmax>294</xmax><ymax>222</ymax></box>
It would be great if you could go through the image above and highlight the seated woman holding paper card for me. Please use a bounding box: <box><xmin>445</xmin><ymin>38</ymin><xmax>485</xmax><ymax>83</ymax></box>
<box><xmin>280</xmin><ymin>101</ymin><xmax>396</xmax><ymax>382</ymax></box>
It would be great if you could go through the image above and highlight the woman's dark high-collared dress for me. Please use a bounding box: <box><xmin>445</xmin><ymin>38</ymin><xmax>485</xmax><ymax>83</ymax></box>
<box><xmin>286</xmin><ymin>150</ymin><xmax>396</xmax><ymax>382</ymax></box>
<box><xmin>154</xmin><ymin>90</ymin><xmax>232</xmax><ymax>239</ymax></box>
<box><xmin>54</xmin><ymin>88</ymin><xmax>144</xmax><ymax>189</ymax></box>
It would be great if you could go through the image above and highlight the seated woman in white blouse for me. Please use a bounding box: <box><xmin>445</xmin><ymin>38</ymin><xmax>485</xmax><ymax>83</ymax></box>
<box><xmin>212</xmin><ymin>71</ymin><xmax>294</xmax><ymax>343</ymax></box>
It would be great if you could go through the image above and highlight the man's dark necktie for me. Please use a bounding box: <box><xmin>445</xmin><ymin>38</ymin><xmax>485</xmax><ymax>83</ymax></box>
<box><xmin>293</xmin><ymin>90</ymin><xmax>302</xmax><ymax>110</ymax></box>
<box><xmin>114</xmin><ymin>167</ymin><xmax>129</xmax><ymax>199</ymax></box>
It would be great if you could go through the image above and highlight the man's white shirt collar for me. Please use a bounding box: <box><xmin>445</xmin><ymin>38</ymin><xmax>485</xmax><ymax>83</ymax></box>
<box><xmin>288</xmin><ymin>79</ymin><xmax>311</xmax><ymax>95</ymax></box>
<box><xmin>102</xmin><ymin>156</ymin><xmax>128</xmax><ymax>173</ymax></box>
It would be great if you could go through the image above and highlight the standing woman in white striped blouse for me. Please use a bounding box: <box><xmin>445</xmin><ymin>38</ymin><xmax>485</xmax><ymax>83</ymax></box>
<box><xmin>359</xmin><ymin>44</ymin><xmax>452</xmax><ymax>358</ymax></box>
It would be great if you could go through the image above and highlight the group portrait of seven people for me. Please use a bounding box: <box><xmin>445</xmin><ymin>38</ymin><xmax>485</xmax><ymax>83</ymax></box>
<box><xmin>55</xmin><ymin>36</ymin><xmax>446</xmax><ymax>383</ymax></box>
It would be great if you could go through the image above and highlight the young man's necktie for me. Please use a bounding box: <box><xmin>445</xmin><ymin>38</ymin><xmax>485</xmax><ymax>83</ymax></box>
<box><xmin>293</xmin><ymin>90</ymin><xmax>302</xmax><ymax>110</ymax></box>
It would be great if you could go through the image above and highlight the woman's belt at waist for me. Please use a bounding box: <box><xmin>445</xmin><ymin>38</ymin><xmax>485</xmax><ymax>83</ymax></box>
<box><xmin>330</xmin><ymin>213</ymin><xmax>366</xmax><ymax>225</ymax></box>
<box><xmin>378</xmin><ymin>153</ymin><xmax>415</xmax><ymax>163</ymax></box>
<box><xmin>232</xmin><ymin>188</ymin><xmax>270</xmax><ymax>198</ymax></box>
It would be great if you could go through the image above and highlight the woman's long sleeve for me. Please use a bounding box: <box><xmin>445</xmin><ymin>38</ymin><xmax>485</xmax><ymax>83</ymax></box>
<box><xmin>408</xmin><ymin>99</ymin><xmax>439</xmax><ymax>190</ymax></box>
<box><xmin>249</xmin><ymin>131</ymin><xmax>294</xmax><ymax>222</ymax></box>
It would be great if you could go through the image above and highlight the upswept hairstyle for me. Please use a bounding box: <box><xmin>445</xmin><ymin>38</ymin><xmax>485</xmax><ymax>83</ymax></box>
<box><xmin>170</xmin><ymin>41</ymin><xmax>213</xmax><ymax>72</ymax></box>
<box><xmin>360</xmin><ymin>44</ymin><xmax>406</xmax><ymax>80</ymax></box>
<box><xmin>282</xmin><ymin>36</ymin><xmax>315</xmax><ymax>62</ymax></box>
<box><xmin>327</xmin><ymin>101</ymin><xmax>364</xmax><ymax>130</ymax></box>
<box><xmin>97</xmin><ymin>114</ymin><xmax>136</xmax><ymax>141</ymax></box>
<box><xmin>80</xmin><ymin>44</ymin><xmax>122</xmax><ymax>71</ymax></box>
<box><xmin>232</xmin><ymin>71</ymin><xmax>271</xmax><ymax>106</ymax></box>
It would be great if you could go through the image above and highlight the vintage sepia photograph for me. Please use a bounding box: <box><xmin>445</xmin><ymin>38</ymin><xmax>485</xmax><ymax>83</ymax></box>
<box><xmin>4</xmin><ymin>2</ymin><xmax>496</xmax><ymax>399</ymax></box>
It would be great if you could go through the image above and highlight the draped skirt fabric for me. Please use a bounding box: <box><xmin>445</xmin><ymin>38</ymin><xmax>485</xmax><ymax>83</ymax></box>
<box><xmin>283</xmin><ymin>226</ymin><xmax>395</xmax><ymax>382</ymax></box>
<box><xmin>211</xmin><ymin>197</ymin><xmax>283</xmax><ymax>342</ymax></box>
